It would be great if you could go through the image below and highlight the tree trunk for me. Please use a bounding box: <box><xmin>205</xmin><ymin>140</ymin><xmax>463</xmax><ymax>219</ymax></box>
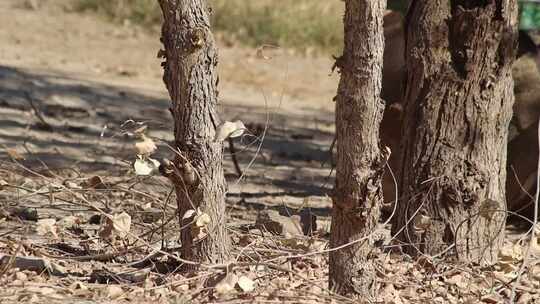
<box><xmin>329</xmin><ymin>0</ymin><xmax>387</xmax><ymax>297</ymax></box>
<box><xmin>393</xmin><ymin>0</ymin><xmax>518</xmax><ymax>264</ymax></box>
<box><xmin>158</xmin><ymin>0</ymin><xmax>230</xmax><ymax>267</ymax></box>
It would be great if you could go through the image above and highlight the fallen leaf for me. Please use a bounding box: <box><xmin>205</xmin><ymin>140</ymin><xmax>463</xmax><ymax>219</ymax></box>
<box><xmin>134</xmin><ymin>157</ymin><xmax>160</xmax><ymax>175</ymax></box>
<box><xmin>214</xmin><ymin>120</ymin><xmax>246</xmax><ymax>141</ymax></box>
<box><xmin>135</xmin><ymin>134</ymin><xmax>157</xmax><ymax>155</ymax></box>
<box><xmin>58</xmin><ymin>215</ymin><xmax>81</xmax><ymax>228</ymax></box>
<box><xmin>100</xmin><ymin>212</ymin><xmax>131</xmax><ymax>239</ymax></box>
<box><xmin>64</xmin><ymin>181</ymin><xmax>81</xmax><ymax>189</ymax></box>
<box><xmin>105</xmin><ymin>285</ymin><xmax>124</xmax><ymax>299</ymax></box>
<box><xmin>0</xmin><ymin>179</ymin><xmax>7</xmax><ymax>190</ymax></box>
<box><xmin>195</xmin><ymin>212</ymin><xmax>211</xmax><ymax>227</ymax></box>
<box><xmin>237</xmin><ymin>275</ymin><xmax>255</xmax><ymax>292</ymax></box>
<box><xmin>36</xmin><ymin>219</ymin><xmax>58</xmax><ymax>238</ymax></box>
<box><xmin>182</xmin><ymin>209</ymin><xmax>197</xmax><ymax>221</ymax></box>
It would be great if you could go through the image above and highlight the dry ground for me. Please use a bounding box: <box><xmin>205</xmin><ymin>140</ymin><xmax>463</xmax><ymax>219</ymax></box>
<box><xmin>0</xmin><ymin>1</ymin><xmax>539</xmax><ymax>303</ymax></box>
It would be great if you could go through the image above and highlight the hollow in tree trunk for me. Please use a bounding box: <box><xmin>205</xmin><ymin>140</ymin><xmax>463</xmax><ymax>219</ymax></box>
<box><xmin>158</xmin><ymin>0</ymin><xmax>230</xmax><ymax>267</ymax></box>
<box><xmin>393</xmin><ymin>1</ymin><xmax>518</xmax><ymax>264</ymax></box>
<box><xmin>329</xmin><ymin>0</ymin><xmax>387</xmax><ymax>297</ymax></box>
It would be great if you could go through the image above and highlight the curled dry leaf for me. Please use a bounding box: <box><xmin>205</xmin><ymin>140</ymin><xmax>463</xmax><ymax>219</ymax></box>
<box><xmin>100</xmin><ymin>212</ymin><xmax>131</xmax><ymax>239</ymax></box>
<box><xmin>135</xmin><ymin>134</ymin><xmax>157</xmax><ymax>155</ymax></box>
<box><xmin>36</xmin><ymin>219</ymin><xmax>58</xmax><ymax>238</ymax></box>
<box><xmin>182</xmin><ymin>209</ymin><xmax>197</xmax><ymax>221</ymax></box>
<box><xmin>195</xmin><ymin>212</ymin><xmax>211</xmax><ymax>228</ymax></box>
<box><xmin>64</xmin><ymin>180</ymin><xmax>81</xmax><ymax>189</ymax></box>
<box><xmin>57</xmin><ymin>215</ymin><xmax>81</xmax><ymax>228</ymax></box>
<box><xmin>214</xmin><ymin>120</ymin><xmax>246</xmax><ymax>142</ymax></box>
<box><xmin>237</xmin><ymin>275</ymin><xmax>255</xmax><ymax>292</ymax></box>
<box><xmin>134</xmin><ymin>157</ymin><xmax>160</xmax><ymax>176</ymax></box>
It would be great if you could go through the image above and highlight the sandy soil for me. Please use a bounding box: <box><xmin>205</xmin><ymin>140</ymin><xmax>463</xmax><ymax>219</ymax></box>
<box><xmin>0</xmin><ymin>0</ymin><xmax>342</xmax><ymax>209</ymax></box>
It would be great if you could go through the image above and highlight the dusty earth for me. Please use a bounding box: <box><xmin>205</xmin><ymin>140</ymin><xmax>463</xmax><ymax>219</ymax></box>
<box><xmin>0</xmin><ymin>1</ymin><xmax>539</xmax><ymax>303</ymax></box>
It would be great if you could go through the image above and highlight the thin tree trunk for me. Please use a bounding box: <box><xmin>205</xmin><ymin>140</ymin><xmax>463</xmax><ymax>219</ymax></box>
<box><xmin>158</xmin><ymin>0</ymin><xmax>229</xmax><ymax>267</ymax></box>
<box><xmin>329</xmin><ymin>0</ymin><xmax>387</xmax><ymax>297</ymax></box>
<box><xmin>393</xmin><ymin>0</ymin><xmax>518</xmax><ymax>264</ymax></box>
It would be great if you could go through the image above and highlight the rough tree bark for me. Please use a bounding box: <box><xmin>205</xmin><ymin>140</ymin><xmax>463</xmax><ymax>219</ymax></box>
<box><xmin>393</xmin><ymin>0</ymin><xmax>518</xmax><ymax>264</ymax></box>
<box><xmin>329</xmin><ymin>0</ymin><xmax>387</xmax><ymax>297</ymax></box>
<box><xmin>158</xmin><ymin>0</ymin><xmax>229</xmax><ymax>266</ymax></box>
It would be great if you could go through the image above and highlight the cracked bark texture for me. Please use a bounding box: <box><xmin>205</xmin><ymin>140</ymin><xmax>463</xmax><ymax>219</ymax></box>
<box><xmin>158</xmin><ymin>0</ymin><xmax>229</xmax><ymax>267</ymax></box>
<box><xmin>393</xmin><ymin>0</ymin><xmax>518</xmax><ymax>264</ymax></box>
<box><xmin>329</xmin><ymin>0</ymin><xmax>386</xmax><ymax>298</ymax></box>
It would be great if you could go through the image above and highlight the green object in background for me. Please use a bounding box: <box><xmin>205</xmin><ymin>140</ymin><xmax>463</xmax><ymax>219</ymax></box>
<box><xmin>520</xmin><ymin>1</ymin><xmax>540</xmax><ymax>30</ymax></box>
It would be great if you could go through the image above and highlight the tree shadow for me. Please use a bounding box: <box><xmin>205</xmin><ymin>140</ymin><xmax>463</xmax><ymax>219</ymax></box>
<box><xmin>0</xmin><ymin>65</ymin><xmax>335</xmax><ymax>202</ymax></box>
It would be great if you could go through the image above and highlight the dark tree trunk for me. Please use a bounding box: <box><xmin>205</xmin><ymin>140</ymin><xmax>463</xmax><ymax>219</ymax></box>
<box><xmin>329</xmin><ymin>0</ymin><xmax>387</xmax><ymax>297</ymax></box>
<box><xmin>158</xmin><ymin>0</ymin><xmax>229</xmax><ymax>267</ymax></box>
<box><xmin>393</xmin><ymin>0</ymin><xmax>518</xmax><ymax>264</ymax></box>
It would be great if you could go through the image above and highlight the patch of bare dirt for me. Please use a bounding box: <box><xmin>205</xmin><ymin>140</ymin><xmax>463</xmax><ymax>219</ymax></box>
<box><xmin>0</xmin><ymin>1</ymin><xmax>539</xmax><ymax>304</ymax></box>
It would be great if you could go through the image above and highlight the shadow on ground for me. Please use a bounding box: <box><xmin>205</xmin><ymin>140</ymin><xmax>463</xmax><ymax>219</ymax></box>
<box><xmin>0</xmin><ymin>65</ymin><xmax>335</xmax><ymax>207</ymax></box>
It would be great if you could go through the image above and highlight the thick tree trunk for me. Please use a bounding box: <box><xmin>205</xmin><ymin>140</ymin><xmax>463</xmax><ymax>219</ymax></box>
<box><xmin>158</xmin><ymin>0</ymin><xmax>229</xmax><ymax>266</ymax></box>
<box><xmin>393</xmin><ymin>1</ymin><xmax>518</xmax><ymax>264</ymax></box>
<box><xmin>329</xmin><ymin>0</ymin><xmax>387</xmax><ymax>297</ymax></box>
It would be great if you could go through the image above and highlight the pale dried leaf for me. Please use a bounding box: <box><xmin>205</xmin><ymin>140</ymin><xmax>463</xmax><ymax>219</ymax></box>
<box><xmin>237</xmin><ymin>275</ymin><xmax>255</xmax><ymax>292</ymax></box>
<box><xmin>182</xmin><ymin>209</ymin><xmax>196</xmax><ymax>221</ymax></box>
<box><xmin>195</xmin><ymin>212</ymin><xmax>211</xmax><ymax>228</ymax></box>
<box><xmin>105</xmin><ymin>285</ymin><xmax>124</xmax><ymax>299</ymax></box>
<box><xmin>135</xmin><ymin>135</ymin><xmax>157</xmax><ymax>155</ymax></box>
<box><xmin>134</xmin><ymin>157</ymin><xmax>159</xmax><ymax>175</ymax></box>
<box><xmin>100</xmin><ymin>212</ymin><xmax>131</xmax><ymax>239</ymax></box>
<box><xmin>57</xmin><ymin>215</ymin><xmax>80</xmax><ymax>228</ymax></box>
<box><xmin>64</xmin><ymin>181</ymin><xmax>81</xmax><ymax>189</ymax></box>
<box><xmin>214</xmin><ymin>120</ymin><xmax>246</xmax><ymax>141</ymax></box>
<box><xmin>36</xmin><ymin>219</ymin><xmax>58</xmax><ymax>238</ymax></box>
<box><xmin>499</xmin><ymin>243</ymin><xmax>523</xmax><ymax>262</ymax></box>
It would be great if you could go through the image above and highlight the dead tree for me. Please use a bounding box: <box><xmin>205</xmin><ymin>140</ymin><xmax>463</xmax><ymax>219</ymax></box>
<box><xmin>329</xmin><ymin>0</ymin><xmax>387</xmax><ymax>297</ymax></box>
<box><xmin>158</xmin><ymin>0</ymin><xmax>230</xmax><ymax>267</ymax></box>
<box><xmin>393</xmin><ymin>1</ymin><xmax>518</xmax><ymax>264</ymax></box>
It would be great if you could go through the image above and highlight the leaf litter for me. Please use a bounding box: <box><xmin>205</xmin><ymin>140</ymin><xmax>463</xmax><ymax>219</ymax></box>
<box><xmin>0</xmin><ymin>90</ymin><xmax>538</xmax><ymax>303</ymax></box>
<box><xmin>1</xmin><ymin>160</ymin><xmax>540</xmax><ymax>304</ymax></box>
